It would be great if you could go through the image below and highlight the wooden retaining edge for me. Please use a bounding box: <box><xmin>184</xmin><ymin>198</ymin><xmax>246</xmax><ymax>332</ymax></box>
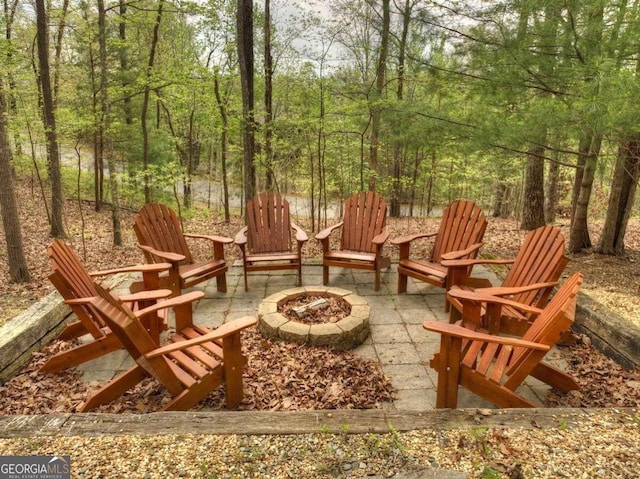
<box><xmin>0</xmin><ymin>273</ymin><xmax>131</xmax><ymax>384</ymax></box>
<box><xmin>0</xmin><ymin>292</ymin><xmax>71</xmax><ymax>383</ymax></box>
<box><xmin>574</xmin><ymin>292</ymin><xmax>640</xmax><ymax>370</ymax></box>
<box><xmin>0</xmin><ymin>408</ymin><xmax>637</xmax><ymax>438</ymax></box>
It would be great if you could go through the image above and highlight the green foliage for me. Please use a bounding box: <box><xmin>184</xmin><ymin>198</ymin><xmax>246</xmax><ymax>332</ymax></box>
<box><xmin>5</xmin><ymin>0</ymin><xmax>640</xmax><ymax>222</ymax></box>
<box><xmin>479</xmin><ymin>465</ymin><xmax>502</xmax><ymax>479</ymax></box>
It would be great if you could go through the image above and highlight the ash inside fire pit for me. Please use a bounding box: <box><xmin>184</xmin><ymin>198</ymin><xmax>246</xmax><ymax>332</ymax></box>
<box><xmin>279</xmin><ymin>295</ymin><xmax>351</xmax><ymax>325</ymax></box>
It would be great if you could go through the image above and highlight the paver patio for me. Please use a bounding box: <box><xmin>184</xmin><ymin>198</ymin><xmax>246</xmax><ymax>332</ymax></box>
<box><xmin>77</xmin><ymin>262</ymin><xmax>568</xmax><ymax>411</ymax></box>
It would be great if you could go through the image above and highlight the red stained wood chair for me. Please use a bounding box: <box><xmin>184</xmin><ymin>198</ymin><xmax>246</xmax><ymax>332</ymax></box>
<box><xmin>423</xmin><ymin>273</ymin><xmax>582</xmax><ymax>408</ymax></box>
<box><xmin>392</xmin><ymin>200</ymin><xmax>487</xmax><ymax>295</ymax></box>
<box><xmin>77</xmin><ymin>282</ymin><xmax>257</xmax><ymax>412</ymax></box>
<box><xmin>234</xmin><ymin>192</ymin><xmax>308</xmax><ymax>291</ymax></box>
<box><xmin>444</xmin><ymin>225</ymin><xmax>568</xmax><ymax>336</ymax></box>
<box><xmin>134</xmin><ymin>203</ymin><xmax>233</xmax><ymax>296</ymax></box>
<box><xmin>315</xmin><ymin>191</ymin><xmax>391</xmax><ymax>291</ymax></box>
<box><xmin>42</xmin><ymin>239</ymin><xmax>171</xmax><ymax>373</ymax></box>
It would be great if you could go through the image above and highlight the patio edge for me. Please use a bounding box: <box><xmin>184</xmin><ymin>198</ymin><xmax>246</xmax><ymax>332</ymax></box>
<box><xmin>0</xmin><ymin>408</ymin><xmax>636</xmax><ymax>438</ymax></box>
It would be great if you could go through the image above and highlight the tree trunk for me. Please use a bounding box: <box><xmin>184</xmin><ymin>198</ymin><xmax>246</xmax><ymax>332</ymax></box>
<box><xmin>264</xmin><ymin>0</ymin><xmax>274</xmax><ymax>190</ymax></box>
<box><xmin>0</xmin><ymin>79</ymin><xmax>30</xmax><ymax>282</ymax></box>
<box><xmin>492</xmin><ymin>182</ymin><xmax>506</xmax><ymax>218</ymax></box>
<box><xmin>569</xmin><ymin>134</ymin><xmax>601</xmax><ymax>253</ymax></box>
<box><xmin>52</xmin><ymin>0</ymin><xmax>69</xmax><ymax>110</ymax></box>
<box><xmin>82</xmin><ymin>0</ymin><xmax>103</xmax><ymax>211</ymax></box>
<box><xmin>4</xmin><ymin>0</ymin><xmax>23</xmax><ymax>157</ymax></box>
<box><xmin>545</xmin><ymin>157</ymin><xmax>560</xmax><ymax>224</ymax></box>
<box><xmin>571</xmin><ymin>134</ymin><xmax>591</xmax><ymax>221</ymax></box>
<box><xmin>520</xmin><ymin>145</ymin><xmax>545</xmax><ymax>230</ymax></box>
<box><xmin>141</xmin><ymin>0</ymin><xmax>164</xmax><ymax>204</ymax></box>
<box><xmin>368</xmin><ymin>0</ymin><xmax>389</xmax><ymax>192</ymax></box>
<box><xmin>118</xmin><ymin>0</ymin><xmax>133</xmax><ymax>125</ymax></box>
<box><xmin>35</xmin><ymin>0</ymin><xmax>65</xmax><ymax>238</ymax></box>
<box><xmin>214</xmin><ymin>73</ymin><xmax>230</xmax><ymax>221</ymax></box>
<box><xmin>408</xmin><ymin>147</ymin><xmax>424</xmax><ymax>217</ymax></box>
<box><xmin>98</xmin><ymin>0</ymin><xmax>122</xmax><ymax>245</ymax></box>
<box><xmin>597</xmin><ymin>139</ymin><xmax>640</xmax><ymax>255</ymax></box>
<box><xmin>237</xmin><ymin>0</ymin><xmax>256</xmax><ymax>206</ymax></box>
<box><xmin>390</xmin><ymin>0</ymin><xmax>411</xmax><ymax>217</ymax></box>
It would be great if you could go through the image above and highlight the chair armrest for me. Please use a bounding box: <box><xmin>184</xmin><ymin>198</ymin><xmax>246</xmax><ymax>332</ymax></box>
<box><xmin>184</xmin><ymin>233</ymin><xmax>233</xmax><ymax>244</ymax></box>
<box><xmin>119</xmin><ymin>289</ymin><xmax>173</xmax><ymax>303</ymax></box>
<box><xmin>234</xmin><ymin>226</ymin><xmax>248</xmax><ymax>246</ymax></box>
<box><xmin>478</xmin><ymin>282</ymin><xmax>558</xmax><ymax>297</ymax></box>
<box><xmin>422</xmin><ymin>321</ymin><xmax>549</xmax><ymax>351</ymax></box>
<box><xmin>372</xmin><ymin>228</ymin><xmax>389</xmax><ymax>245</ymax></box>
<box><xmin>447</xmin><ymin>288</ymin><xmax>543</xmax><ymax>316</ymax></box>
<box><xmin>440</xmin><ymin>243</ymin><xmax>483</xmax><ymax>261</ymax></box>
<box><xmin>291</xmin><ymin>223</ymin><xmax>309</xmax><ymax>243</ymax></box>
<box><xmin>64</xmin><ymin>297</ymin><xmax>94</xmax><ymax>306</ymax></box>
<box><xmin>137</xmin><ymin>244</ymin><xmax>186</xmax><ymax>264</ymax></box>
<box><xmin>315</xmin><ymin>222</ymin><xmax>343</xmax><ymax>241</ymax></box>
<box><xmin>145</xmin><ymin>316</ymin><xmax>258</xmax><ymax>358</ymax></box>
<box><xmin>441</xmin><ymin>258</ymin><xmax>514</xmax><ymax>268</ymax></box>
<box><xmin>134</xmin><ymin>290</ymin><xmax>205</xmax><ymax>318</ymax></box>
<box><xmin>89</xmin><ymin>263</ymin><xmax>172</xmax><ymax>277</ymax></box>
<box><xmin>390</xmin><ymin>231</ymin><xmax>437</xmax><ymax>246</ymax></box>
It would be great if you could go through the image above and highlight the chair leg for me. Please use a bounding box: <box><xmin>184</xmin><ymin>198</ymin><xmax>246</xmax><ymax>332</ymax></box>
<box><xmin>243</xmin><ymin>269</ymin><xmax>249</xmax><ymax>292</ymax></box>
<box><xmin>297</xmin><ymin>263</ymin><xmax>303</xmax><ymax>286</ymax></box>
<box><xmin>374</xmin><ymin>266</ymin><xmax>381</xmax><ymax>292</ymax></box>
<box><xmin>216</xmin><ymin>273</ymin><xmax>227</xmax><ymax>293</ymax></box>
<box><xmin>435</xmin><ymin>335</ymin><xmax>461</xmax><ymax>408</ymax></box>
<box><xmin>163</xmin><ymin>375</ymin><xmax>218</xmax><ymax>411</ymax></box>
<box><xmin>41</xmin><ymin>334</ymin><xmax>122</xmax><ymax>374</ymax></box>
<box><xmin>531</xmin><ymin>362</ymin><xmax>580</xmax><ymax>393</ymax></box>
<box><xmin>78</xmin><ymin>366</ymin><xmax>147</xmax><ymax>412</ymax></box>
<box><xmin>222</xmin><ymin>334</ymin><xmax>245</xmax><ymax>409</ymax></box>
<box><xmin>398</xmin><ymin>272</ymin><xmax>408</xmax><ymax>293</ymax></box>
<box><xmin>57</xmin><ymin>321</ymin><xmax>93</xmax><ymax>341</ymax></box>
<box><xmin>449</xmin><ymin>306</ymin><xmax>462</xmax><ymax>324</ymax></box>
<box><xmin>322</xmin><ymin>265</ymin><xmax>329</xmax><ymax>286</ymax></box>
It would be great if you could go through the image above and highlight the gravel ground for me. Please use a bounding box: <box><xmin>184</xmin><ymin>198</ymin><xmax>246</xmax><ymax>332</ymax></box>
<box><xmin>0</xmin><ymin>410</ymin><xmax>637</xmax><ymax>478</ymax></box>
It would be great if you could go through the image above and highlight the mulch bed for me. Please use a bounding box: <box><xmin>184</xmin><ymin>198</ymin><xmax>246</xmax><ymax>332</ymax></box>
<box><xmin>0</xmin><ymin>329</ymin><xmax>396</xmax><ymax>414</ymax></box>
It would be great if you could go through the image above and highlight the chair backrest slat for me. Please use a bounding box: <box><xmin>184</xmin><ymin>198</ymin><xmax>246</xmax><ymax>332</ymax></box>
<box><xmin>431</xmin><ymin>200</ymin><xmax>487</xmax><ymax>262</ymax></box>
<box><xmin>246</xmin><ymin>192</ymin><xmax>291</xmax><ymax>254</ymax></box>
<box><xmin>503</xmin><ymin>226</ymin><xmax>566</xmax><ymax>307</ymax></box>
<box><xmin>508</xmin><ymin>272</ymin><xmax>582</xmax><ymax>375</ymax></box>
<box><xmin>341</xmin><ymin>192</ymin><xmax>387</xmax><ymax>253</ymax></box>
<box><xmin>134</xmin><ymin>203</ymin><xmax>193</xmax><ymax>264</ymax></box>
<box><xmin>47</xmin><ymin>240</ymin><xmax>107</xmax><ymax>334</ymax></box>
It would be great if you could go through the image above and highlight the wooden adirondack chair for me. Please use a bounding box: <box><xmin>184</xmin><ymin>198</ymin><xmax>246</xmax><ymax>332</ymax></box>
<box><xmin>133</xmin><ymin>203</ymin><xmax>233</xmax><ymax>296</ymax></box>
<box><xmin>77</xmin><ymin>282</ymin><xmax>257</xmax><ymax>412</ymax></box>
<box><xmin>234</xmin><ymin>192</ymin><xmax>308</xmax><ymax>291</ymax></box>
<box><xmin>315</xmin><ymin>191</ymin><xmax>391</xmax><ymax>291</ymax></box>
<box><xmin>423</xmin><ymin>272</ymin><xmax>582</xmax><ymax>408</ymax></box>
<box><xmin>391</xmin><ymin>200</ymin><xmax>487</xmax><ymax>294</ymax></box>
<box><xmin>41</xmin><ymin>240</ymin><xmax>172</xmax><ymax>373</ymax></box>
<box><xmin>444</xmin><ymin>225</ymin><xmax>568</xmax><ymax>336</ymax></box>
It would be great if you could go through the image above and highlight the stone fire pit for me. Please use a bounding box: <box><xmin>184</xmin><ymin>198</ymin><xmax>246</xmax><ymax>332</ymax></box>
<box><xmin>257</xmin><ymin>287</ymin><xmax>370</xmax><ymax>350</ymax></box>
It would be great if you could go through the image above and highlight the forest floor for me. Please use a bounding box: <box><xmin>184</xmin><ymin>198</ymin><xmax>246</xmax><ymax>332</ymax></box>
<box><xmin>0</xmin><ymin>180</ymin><xmax>639</xmax><ymax>414</ymax></box>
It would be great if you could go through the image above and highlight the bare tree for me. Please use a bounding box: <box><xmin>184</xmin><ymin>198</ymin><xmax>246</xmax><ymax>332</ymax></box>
<box><xmin>98</xmin><ymin>0</ymin><xmax>122</xmax><ymax>245</ymax></box>
<box><xmin>368</xmin><ymin>0</ymin><xmax>390</xmax><ymax>192</ymax></box>
<box><xmin>237</xmin><ymin>0</ymin><xmax>256</xmax><ymax>205</ymax></box>
<box><xmin>141</xmin><ymin>0</ymin><xmax>164</xmax><ymax>203</ymax></box>
<box><xmin>0</xmin><ymin>80</ymin><xmax>30</xmax><ymax>282</ymax></box>
<box><xmin>35</xmin><ymin>0</ymin><xmax>66</xmax><ymax>238</ymax></box>
<box><xmin>264</xmin><ymin>0</ymin><xmax>274</xmax><ymax>190</ymax></box>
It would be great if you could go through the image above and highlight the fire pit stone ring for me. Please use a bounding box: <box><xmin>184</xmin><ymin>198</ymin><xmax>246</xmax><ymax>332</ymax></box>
<box><xmin>257</xmin><ymin>286</ymin><xmax>370</xmax><ymax>350</ymax></box>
